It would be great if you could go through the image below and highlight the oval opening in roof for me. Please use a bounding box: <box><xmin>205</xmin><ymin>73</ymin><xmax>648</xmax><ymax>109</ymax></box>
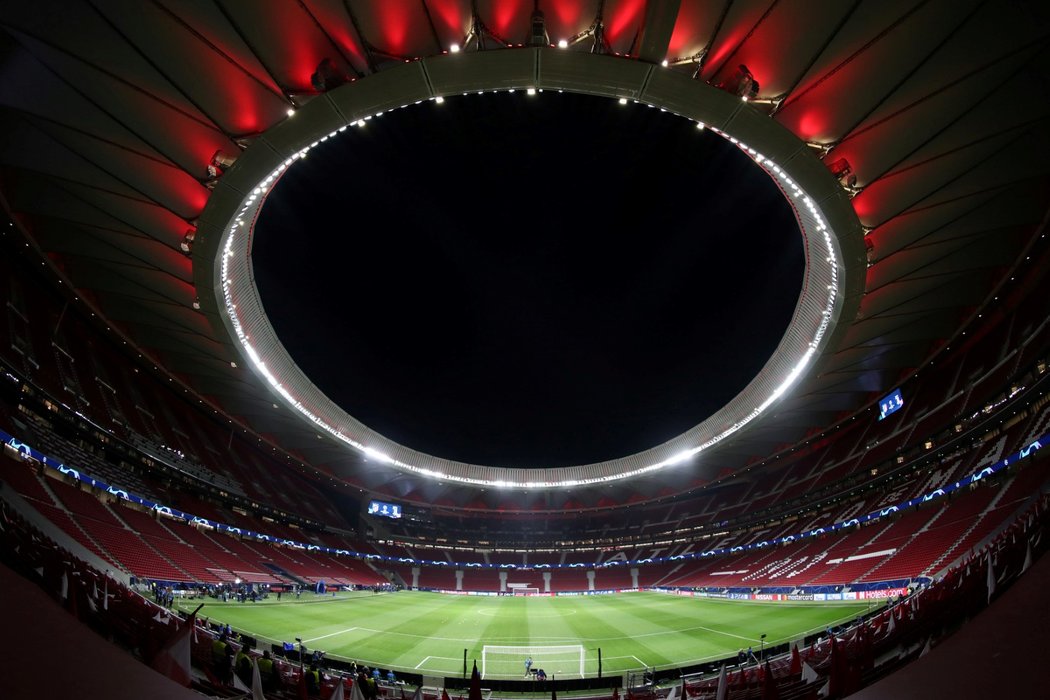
<box><xmin>252</xmin><ymin>91</ymin><xmax>804</xmax><ymax>467</ymax></box>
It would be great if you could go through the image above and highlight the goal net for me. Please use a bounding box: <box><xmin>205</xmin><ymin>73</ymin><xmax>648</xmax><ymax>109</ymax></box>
<box><xmin>481</xmin><ymin>645</ymin><xmax>585</xmax><ymax>680</ymax></box>
<box><xmin>510</xmin><ymin>587</ymin><xmax>540</xmax><ymax>596</ymax></box>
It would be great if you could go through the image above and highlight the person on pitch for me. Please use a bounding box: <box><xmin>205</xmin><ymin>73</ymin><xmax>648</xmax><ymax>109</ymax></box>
<box><xmin>525</xmin><ymin>656</ymin><xmax>533</xmax><ymax>677</ymax></box>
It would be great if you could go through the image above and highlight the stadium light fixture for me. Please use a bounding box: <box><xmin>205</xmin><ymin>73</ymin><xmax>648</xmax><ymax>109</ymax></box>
<box><xmin>179</xmin><ymin>230</ymin><xmax>195</xmax><ymax>253</ymax></box>
<box><xmin>208</xmin><ymin>150</ymin><xmax>237</xmax><ymax>178</ymax></box>
<box><xmin>311</xmin><ymin>58</ymin><xmax>347</xmax><ymax>92</ymax></box>
<box><xmin>364</xmin><ymin>447</ymin><xmax>393</xmax><ymax>464</ymax></box>
<box><xmin>718</xmin><ymin>65</ymin><xmax>760</xmax><ymax>100</ymax></box>
<box><xmin>529</xmin><ymin>7</ymin><xmax>549</xmax><ymax>47</ymax></box>
<box><xmin>827</xmin><ymin>157</ymin><xmax>858</xmax><ymax>190</ymax></box>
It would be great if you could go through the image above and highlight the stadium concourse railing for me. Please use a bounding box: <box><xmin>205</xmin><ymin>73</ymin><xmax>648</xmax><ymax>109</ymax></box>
<box><xmin>2</xmin><ymin>482</ymin><xmax>1048</xmax><ymax>700</ymax></box>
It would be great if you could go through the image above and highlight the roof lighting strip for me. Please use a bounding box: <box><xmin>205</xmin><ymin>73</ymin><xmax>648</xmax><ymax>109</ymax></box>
<box><xmin>218</xmin><ymin>90</ymin><xmax>841</xmax><ymax>489</ymax></box>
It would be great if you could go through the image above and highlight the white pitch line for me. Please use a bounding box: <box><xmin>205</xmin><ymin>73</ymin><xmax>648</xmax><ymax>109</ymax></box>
<box><xmin>415</xmin><ymin>656</ymin><xmax>463</xmax><ymax>670</ymax></box>
<box><xmin>631</xmin><ymin>655</ymin><xmax>647</xmax><ymax>668</ymax></box>
<box><xmin>301</xmin><ymin>626</ymin><xmax>359</xmax><ymax>643</ymax></box>
<box><xmin>340</xmin><ymin>623</ymin><xmax>763</xmax><ymax>645</ymax></box>
<box><xmin>680</xmin><ymin>624</ymin><xmax>762</xmax><ymax>644</ymax></box>
<box><xmin>602</xmin><ymin>655</ymin><xmax>647</xmax><ymax>667</ymax></box>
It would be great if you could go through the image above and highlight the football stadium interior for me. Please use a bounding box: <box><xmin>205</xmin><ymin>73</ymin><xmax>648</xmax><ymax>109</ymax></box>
<box><xmin>1</xmin><ymin>2</ymin><xmax>1049</xmax><ymax>699</ymax></box>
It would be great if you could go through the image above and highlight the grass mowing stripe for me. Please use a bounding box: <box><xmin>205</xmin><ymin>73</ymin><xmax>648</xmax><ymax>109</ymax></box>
<box><xmin>184</xmin><ymin>591</ymin><xmax>881</xmax><ymax>675</ymax></box>
<box><xmin>561</xmin><ymin>596</ymin><xmax>664</xmax><ymax>672</ymax></box>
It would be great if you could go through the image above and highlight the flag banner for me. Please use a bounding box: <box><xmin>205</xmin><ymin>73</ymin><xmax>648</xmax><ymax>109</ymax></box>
<box><xmin>761</xmin><ymin>660</ymin><xmax>779</xmax><ymax>700</ymax></box>
<box><xmin>151</xmin><ymin>612</ymin><xmax>197</xmax><ymax>687</ymax></box>
<box><xmin>715</xmin><ymin>664</ymin><xmax>728</xmax><ymax>700</ymax></box>
<box><xmin>328</xmin><ymin>675</ymin><xmax>345</xmax><ymax>700</ymax></box>
<box><xmin>233</xmin><ymin>673</ymin><xmax>251</xmax><ymax>693</ymax></box>
<box><xmin>252</xmin><ymin>659</ymin><xmax>267</xmax><ymax>700</ymax></box>
<box><xmin>986</xmin><ymin>554</ymin><xmax>996</xmax><ymax>603</ymax></box>
<box><xmin>469</xmin><ymin>661</ymin><xmax>483</xmax><ymax>700</ymax></box>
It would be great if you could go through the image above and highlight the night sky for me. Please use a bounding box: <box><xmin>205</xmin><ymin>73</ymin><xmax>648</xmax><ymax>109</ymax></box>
<box><xmin>253</xmin><ymin>91</ymin><xmax>803</xmax><ymax>467</ymax></box>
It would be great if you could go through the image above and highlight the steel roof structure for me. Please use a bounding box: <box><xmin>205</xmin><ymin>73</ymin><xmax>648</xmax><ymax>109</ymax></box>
<box><xmin>1</xmin><ymin>0</ymin><xmax>1048</xmax><ymax>511</ymax></box>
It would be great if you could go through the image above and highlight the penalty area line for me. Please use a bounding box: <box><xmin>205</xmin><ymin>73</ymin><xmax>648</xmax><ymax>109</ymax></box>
<box><xmin>415</xmin><ymin>655</ymin><xmax>463</xmax><ymax>670</ymax></box>
<box><xmin>301</xmin><ymin>627</ymin><xmax>359</xmax><ymax>644</ymax></box>
<box><xmin>604</xmin><ymin>655</ymin><xmax>649</xmax><ymax>669</ymax></box>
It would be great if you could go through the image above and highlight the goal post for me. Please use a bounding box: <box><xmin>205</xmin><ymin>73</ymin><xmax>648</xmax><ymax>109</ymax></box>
<box><xmin>510</xmin><ymin>587</ymin><xmax>540</xmax><ymax>596</ymax></box>
<box><xmin>481</xmin><ymin>645</ymin><xmax>585</xmax><ymax>679</ymax></box>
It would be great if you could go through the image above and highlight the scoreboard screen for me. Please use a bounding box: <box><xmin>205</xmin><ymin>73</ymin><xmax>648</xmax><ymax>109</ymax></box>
<box><xmin>367</xmin><ymin>500</ymin><xmax>402</xmax><ymax>519</ymax></box>
<box><xmin>878</xmin><ymin>388</ymin><xmax>904</xmax><ymax>420</ymax></box>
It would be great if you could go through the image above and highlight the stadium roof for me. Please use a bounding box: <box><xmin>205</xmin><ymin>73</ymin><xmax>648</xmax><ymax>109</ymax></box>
<box><xmin>1</xmin><ymin>0</ymin><xmax>1048</xmax><ymax>511</ymax></box>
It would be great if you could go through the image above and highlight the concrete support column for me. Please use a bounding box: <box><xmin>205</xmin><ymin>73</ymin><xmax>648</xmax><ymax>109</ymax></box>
<box><xmin>542</xmin><ymin>571</ymin><xmax>552</xmax><ymax>593</ymax></box>
<box><xmin>630</xmin><ymin>567</ymin><xmax>639</xmax><ymax>589</ymax></box>
<box><xmin>499</xmin><ymin>570</ymin><xmax>508</xmax><ymax>592</ymax></box>
<box><xmin>411</xmin><ymin>566</ymin><xmax>420</xmax><ymax>589</ymax></box>
<box><xmin>587</xmin><ymin>570</ymin><xmax>596</xmax><ymax>591</ymax></box>
<box><xmin>455</xmin><ymin>569</ymin><xmax>464</xmax><ymax>591</ymax></box>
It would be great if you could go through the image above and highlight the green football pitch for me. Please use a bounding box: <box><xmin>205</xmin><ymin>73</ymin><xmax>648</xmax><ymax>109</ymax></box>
<box><xmin>179</xmin><ymin>591</ymin><xmax>879</xmax><ymax>679</ymax></box>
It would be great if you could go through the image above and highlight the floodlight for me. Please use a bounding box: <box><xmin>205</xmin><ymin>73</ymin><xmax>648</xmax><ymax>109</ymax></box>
<box><xmin>827</xmin><ymin>158</ymin><xmax>858</xmax><ymax>189</ymax></box>
<box><xmin>310</xmin><ymin>58</ymin><xmax>347</xmax><ymax>92</ymax></box>
<box><xmin>207</xmin><ymin>150</ymin><xmax>237</xmax><ymax>179</ymax></box>
<box><xmin>529</xmin><ymin>7</ymin><xmax>548</xmax><ymax>47</ymax></box>
<box><xmin>179</xmin><ymin>230</ymin><xmax>195</xmax><ymax>253</ymax></box>
<box><xmin>718</xmin><ymin>65</ymin><xmax>760</xmax><ymax>100</ymax></box>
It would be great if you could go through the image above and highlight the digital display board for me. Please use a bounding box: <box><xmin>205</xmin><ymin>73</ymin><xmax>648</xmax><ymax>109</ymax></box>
<box><xmin>367</xmin><ymin>500</ymin><xmax>402</xmax><ymax>519</ymax></box>
<box><xmin>879</xmin><ymin>388</ymin><xmax>904</xmax><ymax>420</ymax></box>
